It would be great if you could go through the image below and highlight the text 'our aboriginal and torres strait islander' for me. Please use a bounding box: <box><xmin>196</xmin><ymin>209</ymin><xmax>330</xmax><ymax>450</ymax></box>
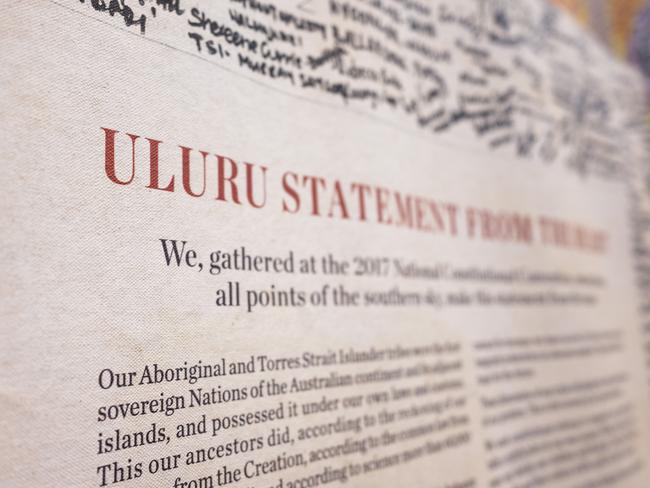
<box><xmin>98</xmin><ymin>344</ymin><xmax>460</xmax><ymax>390</ymax></box>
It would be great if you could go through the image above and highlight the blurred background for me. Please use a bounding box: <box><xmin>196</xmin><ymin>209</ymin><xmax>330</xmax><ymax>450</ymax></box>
<box><xmin>552</xmin><ymin>0</ymin><xmax>650</xmax><ymax>109</ymax></box>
